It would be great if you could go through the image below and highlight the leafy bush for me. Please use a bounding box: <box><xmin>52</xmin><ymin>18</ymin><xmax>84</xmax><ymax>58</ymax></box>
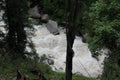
<box><xmin>85</xmin><ymin>0</ymin><xmax>120</xmax><ymax>52</ymax></box>
<box><xmin>42</xmin><ymin>0</ymin><xmax>66</xmax><ymax>23</ymax></box>
<box><xmin>0</xmin><ymin>51</ymin><xmax>96</xmax><ymax>80</ymax></box>
<box><xmin>84</xmin><ymin>0</ymin><xmax>120</xmax><ymax>79</ymax></box>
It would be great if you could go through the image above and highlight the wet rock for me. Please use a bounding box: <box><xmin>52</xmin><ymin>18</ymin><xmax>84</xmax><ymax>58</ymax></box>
<box><xmin>47</xmin><ymin>59</ymin><xmax>54</xmax><ymax>65</ymax></box>
<box><xmin>29</xmin><ymin>6</ymin><xmax>41</xmax><ymax>18</ymax></box>
<box><xmin>46</xmin><ymin>20</ymin><xmax>59</xmax><ymax>35</ymax></box>
<box><xmin>41</xmin><ymin>14</ymin><xmax>49</xmax><ymax>23</ymax></box>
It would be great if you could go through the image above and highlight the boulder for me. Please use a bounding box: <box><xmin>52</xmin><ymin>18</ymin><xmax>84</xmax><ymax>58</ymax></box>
<box><xmin>29</xmin><ymin>6</ymin><xmax>49</xmax><ymax>23</ymax></box>
<box><xmin>47</xmin><ymin>59</ymin><xmax>54</xmax><ymax>65</ymax></box>
<box><xmin>46</xmin><ymin>20</ymin><xmax>59</xmax><ymax>35</ymax></box>
<box><xmin>40</xmin><ymin>14</ymin><xmax>49</xmax><ymax>23</ymax></box>
<box><xmin>29</xmin><ymin>6</ymin><xmax>41</xmax><ymax>18</ymax></box>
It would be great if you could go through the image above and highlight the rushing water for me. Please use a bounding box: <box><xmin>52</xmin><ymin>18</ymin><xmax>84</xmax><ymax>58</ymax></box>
<box><xmin>0</xmin><ymin>9</ymin><xmax>106</xmax><ymax>78</ymax></box>
<box><xmin>0</xmin><ymin>19</ymin><xmax>106</xmax><ymax>78</ymax></box>
<box><xmin>31</xmin><ymin>24</ymin><xmax>107</xmax><ymax>78</ymax></box>
<box><xmin>0</xmin><ymin>10</ymin><xmax>106</xmax><ymax>77</ymax></box>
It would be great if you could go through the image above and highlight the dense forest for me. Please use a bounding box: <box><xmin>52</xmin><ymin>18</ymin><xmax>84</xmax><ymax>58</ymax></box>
<box><xmin>0</xmin><ymin>0</ymin><xmax>120</xmax><ymax>80</ymax></box>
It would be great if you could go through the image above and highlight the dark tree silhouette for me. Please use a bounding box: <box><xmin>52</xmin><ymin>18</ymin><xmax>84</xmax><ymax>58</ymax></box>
<box><xmin>65</xmin><ymin>0</ymin><xmax>79</xmax><ymax>80</ymax></box>
<box><xmin>5</xmin><ymin>0</ymin><xmax>28</xmax><ymax>54</ymax></box>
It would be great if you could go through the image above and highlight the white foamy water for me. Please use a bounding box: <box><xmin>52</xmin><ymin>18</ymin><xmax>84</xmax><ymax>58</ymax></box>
<box><xmin>31</xmin><ymin>24</ymin><xmax>106</xmax><ymax>78</ymax></box>
<box><xmin>0</xmin><ymin>19</ymin><xmax>106</xmax><ymax>77</ymax></box>
<box><xmin>0</xmin><ymin>10</ymin><xmax>106</xmax><ymax>78</ymax></box>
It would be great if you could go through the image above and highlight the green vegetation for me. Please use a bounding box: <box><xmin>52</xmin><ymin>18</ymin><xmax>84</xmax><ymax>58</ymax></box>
<box><xmin>83</xmin><ymin>0</ymin><xmax>120</xmax><ymax>80</ymax></box>
<box><xmin>101</xmin><ymin>52</ymin><xmax>120</xmax><ymax>80</ymax></box>
<box><xmin>41</xmin><ymin>0</ymin><xmax>120</xmax><ymax>79</ymax></box>
<box><xmin>85</xmin><ymin>0</ymin><xmax>120</xmax><ymax>52</ymax></box>
<box><xmin>0</xmin><ymin>51</ymin><xmax>96</xmax><ymax>80</ymax></box>
<box><xmin>0</xmin><ymin>0</ymin><xmax>120</xmax><ymax>79</ymax></box>
<box><xmin>42</xmin><ymin>0</ymin><xmax>66</xmax><ymax>23</ymax></box>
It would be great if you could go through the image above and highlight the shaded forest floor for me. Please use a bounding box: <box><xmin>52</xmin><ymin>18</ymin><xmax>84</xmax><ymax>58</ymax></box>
<box><xmin>0</xmin><ymin>51</ymin><xmax>96</xmax><ymax>80</ymax></box>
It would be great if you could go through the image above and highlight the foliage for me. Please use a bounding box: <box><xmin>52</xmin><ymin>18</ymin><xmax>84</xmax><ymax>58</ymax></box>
<box><xmin>101</xmin><ymin>51</ymin><xmax>120</xmax><ymax>80</ymax></box>
<box><xmin>0</xmin><ymin>50</ymin><xmax>96</xmax><ymax>80</ymax></box>
<box><xmin>0</xmin><ymin>0</ymin><xmax>5</xmax><ymax>10</ymax></box>
<box><xmin>83</xmin><ymin>0</ymin><xmax>120</xmax><ymax>79</ymax></box>
<box><xmin>84</xmin><ymin>0</ymin><xmax>120</xmax><ymax>52</ymax></box>
<box><xmin>4</xmin><ymin>0</ymin><xmax>30</xmax><ymax>54</ymax></box>
<box><xmin>41</xmin><ymin>0</ymin><xmax>66</xmax><ymax>23</ymax></box>
<box><xmin>1</xmin><ymin>0</ymin><xmax>120</xmax><ymax>79</ymax></box>
<box><xmin>4</xmin><ymin>0</ymin><xmax>35</xmax><ymax>53</ymax></box>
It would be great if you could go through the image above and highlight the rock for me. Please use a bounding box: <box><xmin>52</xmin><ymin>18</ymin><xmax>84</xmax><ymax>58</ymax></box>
<box><xmin>46</xmin><ymin>20</ymin><xmax>59</xmax><ymax>35</ymax></box>
<box><xmin>41</xmin><ymin>14</ymin><xmax>49</xmax><ymax>23</ymax></box>
<box><xmin>40</xmin><ymin>54</ymin><xmax>54</xmax><ymax>65</ymax></box>
<box><xmin>0</xmin><ymin>10</ymin><xmax>4</xmax><ymax>21</ymax></box>
<box><xmin>82</xmin><ymin>32</ymin><xmax>88</xmax><ymax>43</ymax></box>
<box><xmin>29</xmin><ymin>6</ymin><xmax>41</xmax><ymax>18</ymax></box>
<box><xmin>76</xmin><ymin>32</ymin><xmax>89</xmax><ymax>43</ymax></box>
<box><xmin>29</xmin><ymin>6</ymin><xmax>49</xmax><ymax>23</ymax></box>
<box><xmin>47</xmin><ymin>59</ymin><xmax>54</xmax><ymax>65</ymax></box>
<box><xmin>59</xmin><ymin>67</ymin><xmax>64</xmax><ymax>70</ymax></box>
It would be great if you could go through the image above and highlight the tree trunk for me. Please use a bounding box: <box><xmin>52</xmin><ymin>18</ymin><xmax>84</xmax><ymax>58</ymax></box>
<box><xmin>65</xmin><ymin>0</ymin><xmax>78</xmax><ymax>80</ymax></box>
<box><xmin>5</xmin><ymin>0</ymin><xmax>17</xmax><ymax>51</ymax></box>
<box><xmin>5</xmin><ymin>0</ymin><xmax>28</xmax><ymax>53</ymax></box>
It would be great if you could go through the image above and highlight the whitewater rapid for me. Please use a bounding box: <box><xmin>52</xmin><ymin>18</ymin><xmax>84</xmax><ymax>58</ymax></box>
<box><xmin>31</xmin><ymin>24</ymin><xmax>107</xmax><ymax>78</ymax></box>
<box><xmin>0</xmin><ymin>10</ymin><xmax>106</xmax><ymax>78</ymax></box>
<box><xmin>0</xmin><ymin>19</ymin><xmax>106</xmax><ymax>78</ymax></box>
